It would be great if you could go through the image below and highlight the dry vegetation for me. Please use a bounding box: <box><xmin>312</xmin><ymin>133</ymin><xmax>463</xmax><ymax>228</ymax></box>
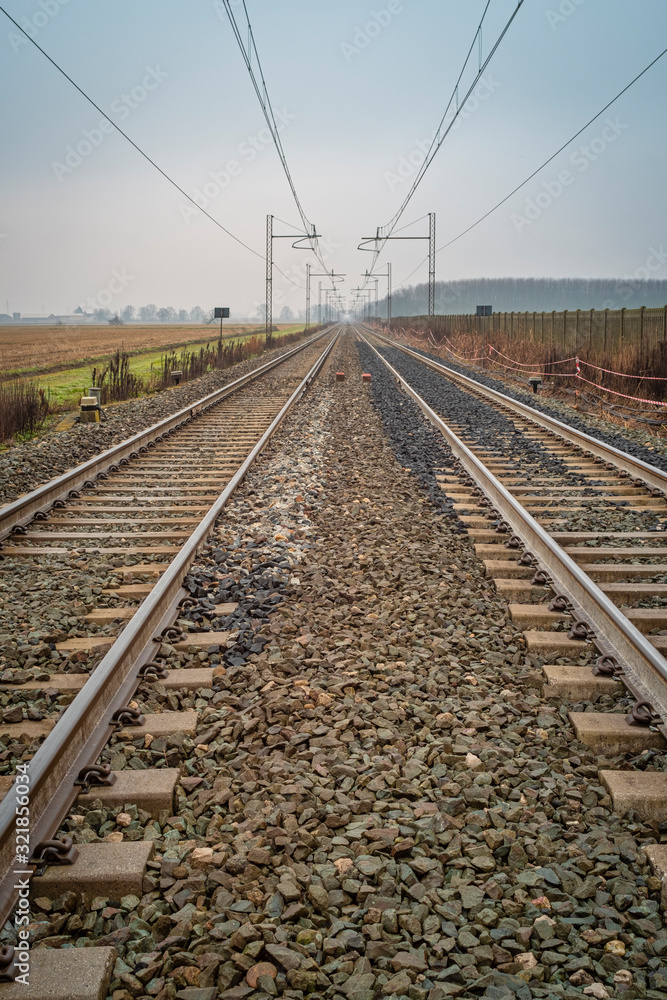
<box><xmin>0</xmin><ymin>324</ymin><xmax>261</xmax><ymax>378</ymax></box>
<box><xmin>384</xmin><ymin>322</ymin><xmax>667</xmax><ymax>430</ymax></box>
<box><xmin>388</xmin><ymin>321</ymin><xmax>667</xmax><ymax>402</ymax></box>
<box><xmin>0</xmin><ymin>325</ymin><xmax>314</xmax><ymax>442</ymax></box>
<box><xmin>90</xmin><ymin>332</ymin><xmax>295</xmax><ymax>405</ymax></box>
<box><xmin>0</xmin><ymin>382</ymin><xmax>50</xmax><ymax>442</ymax></box>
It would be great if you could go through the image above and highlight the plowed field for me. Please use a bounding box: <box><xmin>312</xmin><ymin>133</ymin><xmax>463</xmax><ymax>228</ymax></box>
<box><xmin>0</xmin><ymin>323</ymin><xmax>262</xmax><ymax>377</ymax></box>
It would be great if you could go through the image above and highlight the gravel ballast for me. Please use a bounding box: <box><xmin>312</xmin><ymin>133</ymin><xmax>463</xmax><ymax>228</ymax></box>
<box><xmin>398</xmin><ymin>341</ymin><xmax>667</xmax><ymax>476</ymax></box>
<box><xmin>3</xmin><ymin>329</ymin><xmax>667</xmax><ymax>1000</ymax></box>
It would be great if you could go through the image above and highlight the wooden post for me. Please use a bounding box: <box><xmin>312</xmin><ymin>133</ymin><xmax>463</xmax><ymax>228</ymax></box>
<box><xmin>640</xmin><ymin>305</ymin><xmax>645</xmax><ymax>365</ymax></box>
<box><xmin>481</xmin><ymin>315</ymin><xmax>486</xmax><ymax>368</ymax></box>
<box><xmin>621</xmin><ymin>307</ymin><xmax>625</xmax><ymax>348</ymax></box>
<box><xmin>604</xmin><ymin>308</ymin><xmax>608</xmax><ymax>351</ymax></box>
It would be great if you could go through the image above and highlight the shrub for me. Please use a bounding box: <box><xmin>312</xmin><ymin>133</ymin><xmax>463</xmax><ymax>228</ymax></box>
<box><xmin>0</xmin><ymin>381</ymin><xmax>50</xmax><ymax>442</ymax></box>
<box><xmin>92</xmin><ymin>350</ymin><xmax>143</xmax><ymax>403</ymax></box>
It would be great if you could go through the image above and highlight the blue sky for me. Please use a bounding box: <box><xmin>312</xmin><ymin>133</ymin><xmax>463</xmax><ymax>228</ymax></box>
<box><xmin>1</xmin><ymin>0</ymin><xmax>666</xmax><ymax>317</ymax></box>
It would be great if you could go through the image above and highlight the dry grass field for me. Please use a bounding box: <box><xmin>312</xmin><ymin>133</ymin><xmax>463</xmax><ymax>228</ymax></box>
<box><xmin>0</xmin><ymin>324</ymin><xmax>261</xmax><ymax>378</ymax></box>
<box><xmin>0</xmin><ymin>324</ymin><xmax>307</xmax><ymax>439</ymax></box>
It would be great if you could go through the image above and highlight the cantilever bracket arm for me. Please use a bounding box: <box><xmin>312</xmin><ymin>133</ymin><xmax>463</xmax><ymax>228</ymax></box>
<box><xmin>290</xmin><ymin>233</ymin><xmax>321</xmax><ymax>250</ymax></box>
<box><xmin>358</xmin><ymin>235</ymin><xmax>428</xmax><ymax>251</ymax></box>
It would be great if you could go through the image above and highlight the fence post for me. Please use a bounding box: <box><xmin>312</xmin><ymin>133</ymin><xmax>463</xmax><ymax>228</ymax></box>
<box><xmin>640</xmin><ymin>305</ymin><xmax>645</xmax><ymax>365</ymax></box>
<box><xmin>589</xmin><ymin>308</ymin><xmax>594</xmax><ymax>355</ymax></box>
<box><xmin>621</xmin><ymin>307</ymin><xmax>625</xmax><ymax>348</ymax></box>
<box><xmin>604</xmin><ymin>308</ymin><xmax>608</xmax><ymax>351</ymax></box>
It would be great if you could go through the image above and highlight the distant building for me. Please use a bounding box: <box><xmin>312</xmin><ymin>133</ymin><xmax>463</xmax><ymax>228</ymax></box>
<box><xmin>0</xmin><ymin>312</ymin><xmax>94</xmax><ymax>324</ymax></box>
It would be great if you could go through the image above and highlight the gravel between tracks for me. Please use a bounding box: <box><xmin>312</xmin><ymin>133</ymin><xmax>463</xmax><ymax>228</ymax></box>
<box><xmin>0</xmin><ymin>336</ymin><xmax>318</xmax><ymax>508</ymax></box>
<box><xmin>365</xmin><ymin>339</ymin><xmax>667</xmax><ymax>559</ymax></box>
<box><xmin>7</xmin><ymin>330</ymin><xmax>667</xmax><ymax>1000</ymax></box>
<box><xmin>405</xmin><ymin>344</ymin><xmax>667</xmax><ymax>476</ymax></box>
<box><xmin>364</xmin><ymin>343</ymin><xmax>582</xmax><ymax>483</ymax></box>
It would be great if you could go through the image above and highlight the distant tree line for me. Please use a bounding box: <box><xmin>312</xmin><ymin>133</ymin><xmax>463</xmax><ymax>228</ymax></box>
<box><xmin>379</xmin><ymin>278</ymin><xmax>667</xmax><ymax>317</ymax></box>
<box><xmin>255</xmin><ymin>303</ymin><xmax>302</xmax><ymax>322</ymax></box>
<box><xmin>111</xmin><ymin>305</ymin><xmax>213</xmax><ymax>323</ymax></box>
<box><xmin>88</xmin><ymin>303</ymin><xmax>303</xmax><ymax>324</ymax></box>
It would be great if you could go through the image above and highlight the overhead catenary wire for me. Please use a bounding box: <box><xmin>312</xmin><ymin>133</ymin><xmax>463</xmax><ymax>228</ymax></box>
<box><xmin>0</xmin><ymin>5</ymin><xmax>268</xmax><ymax>262</ymax></box>
<box><xmin>220</xmin><ymin>0</ymin><xmax>332</xmax><ymax>279</ymax></box>
<box><xmin>392</xmin><ymin>46</ymin><xmax>667</xmax><ymax>293</ymax></box>
<box><xmin>221</xmin><ymin>1</ymin><xmax>312</xmax><ymax>235</ymax></box>
<box><xmin>0</xmin><ymin>5</ymin><xmax>314</xmax><ymax>292</ymax></box>
<box><xmin>392</xmin><ymin>214</ymin><xmax>431</xmax><ymax>237</ymax></box>
<box><xmin>436</xmin><ymin>47</ymin><xmax>667</xmax><ymax>254</ymax></box>
<box><xmin>367</xmin><ymin>0</ymin><xmax>526</xmax><ymax>274</ymax></box>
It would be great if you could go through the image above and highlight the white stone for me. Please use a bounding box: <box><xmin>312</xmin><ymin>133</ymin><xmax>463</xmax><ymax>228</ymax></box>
<box><xmin>515</xmin><ymin>952</ymin><xmax>538</xmax><ymax>970</ymax></box>
<box><xmin>190</xmin><ymin>847</ymin><xmax>214</xmax><ymax>869</ymax></box>
<box><xmin>583</xmin><ymin>985</ymin><xmax>610</xmax><ymax>999</ymax></box>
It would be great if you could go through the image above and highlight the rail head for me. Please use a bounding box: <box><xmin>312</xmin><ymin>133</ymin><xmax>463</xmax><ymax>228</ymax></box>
<box><xmin>0</xmin><ymin>329</ymin><xmax>330</xmax><ymax>543</ymax></box>
<box><xmin>357</xmin><ymin>327</ymin><xmax>667</xmax><ymax>735</ymax></box>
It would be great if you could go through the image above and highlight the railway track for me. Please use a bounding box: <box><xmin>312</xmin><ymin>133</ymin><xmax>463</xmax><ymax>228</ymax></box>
<box><xmin>0</xmin><ymin>328</ymin><xmax>339</xmax><ymax>975</ymax></box>
<box><xmin>1</xmin><ymin>325</ymin><xmax>666</xmax><ymax>998</ymax></box>
<box><xmin>358</xmin><ymin>325</ymin><xmax>667</xmax><ymax>854</ymax></box>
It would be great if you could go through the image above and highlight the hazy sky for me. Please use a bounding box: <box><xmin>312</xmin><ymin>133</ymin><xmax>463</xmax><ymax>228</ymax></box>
<box><xmin>1</xmin><ymin>0</ymin><xmax>666</xmax><ymax>318</ymax></box>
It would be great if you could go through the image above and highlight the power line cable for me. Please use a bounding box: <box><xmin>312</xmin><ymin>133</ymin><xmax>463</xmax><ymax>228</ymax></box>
<box><xmin>435</xmin><ymin>47</ymin><xmax>667</xmax><ymax>253</ymax></box>
<box><xmin>393</xmin><ymin>214</ymin><xmax>431</xmax><ymax>236</ymax></box>
<box><xmin>224</xmin><ymin>0</ymin><xmax>311</xmax><ymax>235</ymax></box>
<box><xmin>220</xmin><ymin>0</ymin><xmax>330</xmax><ymax>274</ymax></box>
<box><xmin>385</xmin><ymin>0</ymin><xmax>494</xmax><ymax>229</ymax></box>
<box><xmin>0</xmin><ymin>5</ymin><xmax>266</xmax><ymax>261</ymax></box>
<box><xmin>367</xmin><ymin>0</ymin><xmax>525</xmax><ymax>274</ymax></box>
<box><xmin>1</xmin><ymin>4</ymin><xmax>310</xmax><ymax>293</ymax></box>
<box><xmin>272</xmin><ymin>215</ymin><xmax>306</xmax><ymax>233</ymax></box>
<box><xmin>391</xmin><ymin>46</ymin><xmax>667</xmax><ymax>295</ymax></box>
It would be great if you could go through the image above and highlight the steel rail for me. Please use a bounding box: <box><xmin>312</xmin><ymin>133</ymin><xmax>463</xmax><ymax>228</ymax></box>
<box><xmin>0</xmin><ymin>329</ymin><xmax>331</xmax><ymax>544</ymax></box>
<box><xmin>364</xmin><ymin>326</ymin><xmax>667</xmax><ymax>495</ymax></box>
<box><xmin>0</xmin><ymin>329</ymin><xmax>339</xmax><ymax>929</ymax></box>
<box><xmin>357</xmin><ymin>327</ymin><xmax>667</xmax><ymax>734</ymax></box>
